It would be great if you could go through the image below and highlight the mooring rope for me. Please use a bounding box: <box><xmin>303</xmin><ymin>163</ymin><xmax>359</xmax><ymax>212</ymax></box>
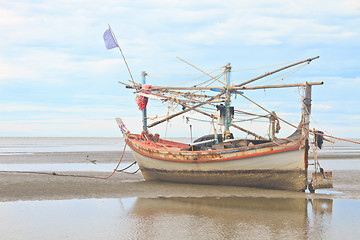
<box><xmin>0</xmin><ymin>143</ymin><xmax>140</xmax><ymax>179</ymax></box>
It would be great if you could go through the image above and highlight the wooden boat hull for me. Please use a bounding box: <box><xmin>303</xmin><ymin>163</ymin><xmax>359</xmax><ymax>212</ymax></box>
<box><xmin>126</xmin><ymin>138</ymin><xmax>307</xmax><ymax>191</ymax></box>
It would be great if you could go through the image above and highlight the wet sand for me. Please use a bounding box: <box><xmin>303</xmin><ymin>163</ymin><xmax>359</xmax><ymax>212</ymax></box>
<box><xmin>1</xmin><ymin>151</ymin><xmax>360</xmax><ymax>202</ymax></box>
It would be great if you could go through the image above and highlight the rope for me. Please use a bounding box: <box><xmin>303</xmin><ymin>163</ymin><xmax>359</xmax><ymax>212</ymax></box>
<box><xmin>313</xmin><ymin>131</ymin><xmax>360</xmax><ymax>145</ymax></box>
<box><xmin>94</xmin><ymin>142</ymin><xmax>128</xmax><ymax>179</ymax></box>
<box><xmin>239</xmin><ymin>93</ymin><xmax>298</xmax><ymax>129</ymax></box>
<box><xmin>233</xmin><ymin>115</ymin><xmax>270</xmax><ymax>123</ymax></box>
<box><xmin>0</xmin><ymin>143</ymin><xmax>139</xmax><ymax>179</ymax></box>
<box><xmin>301</xmin><ymin>102</ymin><xmax>360</xmax><ymax>145</ymax></box>
<box><xmin>185</xmin><ymin>116</ymin><xmax>212</xmax><ymax>123</ymax></box>
<box><xmin>115</xmin><ymin>161</ymin><xmax>137</xmax><ymax>172</ymax></box>
<box><xmin>147</xmin><ymin>67</ymin><xmax>224</xmax><ymax>87</ymax></box>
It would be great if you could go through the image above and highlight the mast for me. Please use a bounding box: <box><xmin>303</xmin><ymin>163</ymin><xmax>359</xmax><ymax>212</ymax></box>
<box><xmin>302</xmin><ymin>82</ymin><xmax>312</xmax><ymax>185</ymax></box>
<box><xmin>142</xmin><ymin>71</ymin><xmax>148</xmax><ymax>131</ymax></box>
<box><xmin>302</xmin><ymin>82</ymin><xmax>312</xmax><ymax>140</ymax></box>
<box><xmin>224</xmin><ymin>63</ymin><xmax>232</xmax><ymax>138</ymax></box>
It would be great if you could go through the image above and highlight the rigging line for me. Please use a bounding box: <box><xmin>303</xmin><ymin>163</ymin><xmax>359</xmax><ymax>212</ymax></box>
<box><xmin>192</xmin><ymin>73</ymin><xmax>225</xmax><ymax>96</ymax></box>
<box><xmin>233</xmin><ymin>114</ymin><xmax>270</xmax><ymax>121</ymax></box>
<box><xmin>195</xmin><ymin>72</ymin><xmax>224</xmax><ymax>87</ymax></box>
<box><xmin>234</xmin><ymin>120</ymin><xmax>269</xmax><ymax>123</ymax></box>
<box><xmin>239</xmin><ymin>94</ymin><xmax>298</xmax><ymax>129</ymax></box>
<box><xmin>231</xmin><ymin>71</ymin><xmax>269</xmax><ymax>83</ymax></box>
<box><xmin>247</xmin><ymin>64</ymin><xmax>307</xmax><ymax>88</ymax></box>
<box><xmin>233</xmin><ymin>116</ymin><xmax>269</xmax><ymax>122</ymax></box>
<box><xmin>303</xmin><ymin>124</ymin><xmax>360</xmax><ymax>145</ymax></box>
<box><xmin>147</xmin><ymin>92</ymin><xmax>225</xmax><ymax>129</ymax></box>
<box><xmin>176</xmin><ymin>56</ymin><xmax>226</xmax><ymax>85</ymax></box>
<box><xmin>148</xmin><ymin>68</ymin><xmax>224</xmax><ymax>87</ymax></box>
<box><xmin>147</xmin><ymin>74</ymin><xmax>171</xmax><ymax>82</ymax></box>
<box><xmin>234</xmin><ymin>109</ymin><xmax>271</xmax><ymax>118</ymax></box>
<box><xmin>148</xmin><ymin>66</ymin><xmax>223</xmax><ymax>76</ymax></box>
<box><xmin>231</xmin><ymin>59</ymin><xmax>301</xmax><ymax>72</ymax></box>
<box><xmin>148</xmin><ymin>73</ymin><xmax>203</xmax><ymax>76</ymax></box>
<box><xmin>185</xmin><ymin>116</ymin><xmax>212</xmax><ymax>123</ymax></box>
<box><xmin>230</xmin><ymin>62</ymin><xmax>306</xmax><ymax>83</ymax></box>
<box><xmin>235</xmin><ymin>56</ymin><xmax>319</xmax><ymax>88</ymax></box>
<box><xmin>193</xmin><ymin>79</ymin><xmax>218</xmax><ymax>95</ymax></box>
<box><xmin>248</xmin><ymin>63</ymin><xmax>308</xmax><ymax>87</ymax></box>
<box><xmin>206</xmin><ymin>102</ymin><xmax>271</xmax><ymax>118</ymax></box>
<box><xmin>302</xmin><ymin>103</ymin><xmax>360</xmax><ymax>145</ymax></box>
<box><xmin>146</xmin><ymin>74</ymin><xmax>207</xmax><ymax>85</ymax></box>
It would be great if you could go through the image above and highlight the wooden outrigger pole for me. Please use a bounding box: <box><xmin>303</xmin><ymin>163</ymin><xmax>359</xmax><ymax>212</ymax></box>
<box><xmin>234</xmin><ymin>56</ymin><xmax>319</xmax><ymax>87</ymax></box>
<box><xmin>232</xmin><ymin>81</ymin><xmax>324</xmax><ymax>90</ymax></box>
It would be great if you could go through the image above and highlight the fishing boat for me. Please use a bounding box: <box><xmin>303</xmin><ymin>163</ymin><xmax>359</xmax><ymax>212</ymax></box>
<box><xmin>115</xmin><ymin>56</ymin><xmax>333</xmax><ymax>192</ymax></box>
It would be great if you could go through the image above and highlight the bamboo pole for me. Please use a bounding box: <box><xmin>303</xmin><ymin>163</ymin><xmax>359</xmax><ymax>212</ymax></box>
<box><xmin>122</xmin><ymin>81</ymin><xmax>324</xmax><ymax>91</ymax></box>
<box><xmin>108</xmin><ymin>25</ymin><xmax>135</xmax><ymax>84</ymax></box>
<box><xmin>147</xmin><ymin>93</ymin><xmax>223</xmax><ymax>128</ymax></box>
<box><xmin>232</xmin><ymin>81</ymin><xmax>324</xmax><ymax>90</ymax></box>
<box><xmin>234</xmin><ymin>56</ymin><xmax>319</xmax><ymax>87</ymax></box>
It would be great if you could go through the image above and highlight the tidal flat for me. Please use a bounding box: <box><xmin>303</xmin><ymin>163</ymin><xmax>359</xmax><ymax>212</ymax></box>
<box><xmin>1</xmin><ymin>137</ymin><xmax>359</xmax><ymax>239</ymax></box>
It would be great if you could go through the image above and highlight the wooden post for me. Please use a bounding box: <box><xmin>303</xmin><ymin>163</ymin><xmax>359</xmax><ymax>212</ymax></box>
<box><xmin>190</xmin><ymin>125</ymin><xmax>193</xmax><ymax>144</ymax></box>
<box><xmin>270</xmin><ymin>111</ymin><xmax>276</xmax><ymax>140</ymax></box>
<box><xmin>302</xmin><ymin>83</ymin><xmax>312</xmax><ymax>138</ymax></box>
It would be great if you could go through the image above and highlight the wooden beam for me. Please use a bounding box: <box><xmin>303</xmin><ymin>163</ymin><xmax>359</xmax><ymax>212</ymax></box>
<box><xmin>120</xmin><ymin>81</ymin><xmax>323</xmax><ymax>91</ymax></box>
<box><xmin>230</xmin><ymin>123</ymin><xmax>267</xmax><ymax>140</ymax></box>
<box><xmin>232</xmin><ymin>81</ymin><xmax>323</xmax><ymax>90</ymax></box>
<box><xmin>147</xmin><ymin>94</ymin><xmax>223</xmax><ymax>128</ymax></box>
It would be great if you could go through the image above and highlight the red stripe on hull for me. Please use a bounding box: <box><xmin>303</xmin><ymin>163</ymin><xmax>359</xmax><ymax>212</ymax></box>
<box><xmin>126</xmin><ymin>138</ymin><xmax>301</xmax><ymax>163</ymax></box>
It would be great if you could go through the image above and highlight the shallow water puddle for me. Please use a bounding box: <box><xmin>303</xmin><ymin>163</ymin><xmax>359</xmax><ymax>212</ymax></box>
<box><xmin>1</xmin><ymin>197</ymin><xmax>359</xmax><ymax>240</ymax></box>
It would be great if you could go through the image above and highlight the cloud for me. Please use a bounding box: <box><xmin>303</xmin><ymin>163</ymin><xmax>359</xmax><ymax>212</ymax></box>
<box><xmin>0</xmin><ymin>0</ymin><xmax>359</xmax><ymax>137</ymax></box>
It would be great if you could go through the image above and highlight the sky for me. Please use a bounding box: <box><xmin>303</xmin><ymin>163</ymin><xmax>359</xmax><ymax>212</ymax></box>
<box><xmin>0</xmin><ymin>0</ymin><xmax>359</xmax><ymax>138</ymax></box>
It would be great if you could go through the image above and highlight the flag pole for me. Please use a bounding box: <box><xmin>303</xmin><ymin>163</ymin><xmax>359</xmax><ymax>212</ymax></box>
<box><xmin>108</xmin><ymin>24</ymin><xmax>135</xmax><ymax>84</ymax></box>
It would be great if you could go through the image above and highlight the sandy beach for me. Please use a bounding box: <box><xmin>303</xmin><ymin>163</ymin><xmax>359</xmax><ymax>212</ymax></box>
<box><xmin>1</xmin><ymin>151</ymin><xmax>359</xmax><ymax>202</ymax></box>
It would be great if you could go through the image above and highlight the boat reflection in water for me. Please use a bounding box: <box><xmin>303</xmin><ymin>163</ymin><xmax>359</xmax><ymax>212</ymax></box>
<box><xmin>129</xmin><ymin>197</ymin><xmax>333</xmax><ymax>239</ymax></box>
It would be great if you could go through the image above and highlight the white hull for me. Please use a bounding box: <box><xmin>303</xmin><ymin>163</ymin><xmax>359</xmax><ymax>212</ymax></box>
<box><xmin>126</xmin><ymin>138</ymin><xmax>308</xmax><ymax>191</ymax></box>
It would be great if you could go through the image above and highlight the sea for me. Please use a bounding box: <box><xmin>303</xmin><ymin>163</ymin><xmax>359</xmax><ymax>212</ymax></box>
<box><xmin>1</xmin><ymin>137</ymin><xmax>360</xmax><ymax>240</ymax></box>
